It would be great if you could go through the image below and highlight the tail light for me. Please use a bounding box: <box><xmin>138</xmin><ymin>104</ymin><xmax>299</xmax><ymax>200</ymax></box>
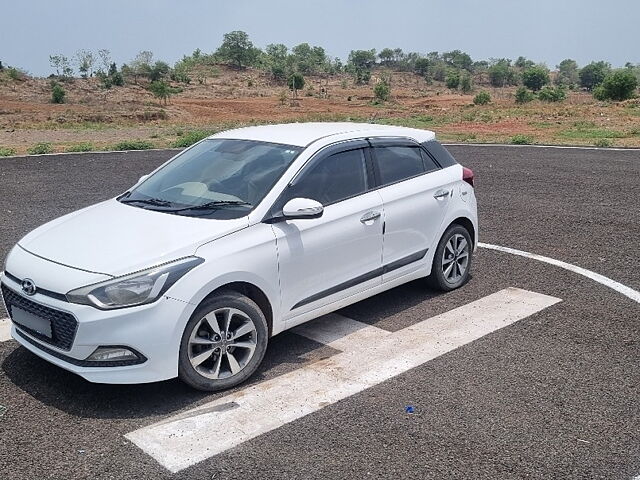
<box><xmin>462</xmin><ymin>166</ymin><xmax>474</xmax><ymax>187</ymax></box>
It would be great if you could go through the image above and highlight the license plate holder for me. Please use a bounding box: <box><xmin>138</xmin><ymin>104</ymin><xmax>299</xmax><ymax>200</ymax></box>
<box><xmin>11</xmin><ymin>306</ymin><xmax>52</xmax><ymax>338</ymax></box>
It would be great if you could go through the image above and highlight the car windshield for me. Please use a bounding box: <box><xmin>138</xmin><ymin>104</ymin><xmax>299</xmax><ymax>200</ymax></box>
<box><xmin>121</xmin><ymin>139</ymin><xmax>301</xmax><ymax>219</ymax></box>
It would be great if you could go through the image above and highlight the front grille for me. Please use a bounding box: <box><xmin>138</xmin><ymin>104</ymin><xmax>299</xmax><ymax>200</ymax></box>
<box><xmin>1</xmin><ymin>283</ymin><xmax>78</xmax><ymax>351</ymax></box>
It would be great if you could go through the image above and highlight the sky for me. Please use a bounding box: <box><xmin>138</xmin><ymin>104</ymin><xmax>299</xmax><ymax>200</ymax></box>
<box><xmin>2</xmin><ymin>0</ymin><xmax>638</xmax><ymax>76</ymax></box>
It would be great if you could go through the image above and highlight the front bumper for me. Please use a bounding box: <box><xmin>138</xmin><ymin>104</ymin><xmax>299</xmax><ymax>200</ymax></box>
<box><xmin>1</xmin><ymin>273</ymin><xmax>194</xmax><ymax>384</ymax></box>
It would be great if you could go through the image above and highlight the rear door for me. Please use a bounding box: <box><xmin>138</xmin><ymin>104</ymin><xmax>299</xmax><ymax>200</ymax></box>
<box><xmin>369</xmin><ymin>138</ymin><xmax>453</xmax><ymax>282</ymax></box>
<box><xmin>269</xmin><ymin>141</ymin><xmax>384</xmax><ymax>321</ymax></box>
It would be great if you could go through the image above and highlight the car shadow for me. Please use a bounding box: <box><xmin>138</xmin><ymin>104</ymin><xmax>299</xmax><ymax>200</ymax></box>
<box><xmin>2</xmin><ymin>331</ymin><xmax>337</xmax><ymax>419</ymax></box>
<box><xmin>2</xmin><ymin>277</ymin><xmax>462</xmax><ymax>419</ymax></box>
<box><xmin>338</xmin><ymin>277</ymin><xmax>467</xmax><ymax>329</ymax></box>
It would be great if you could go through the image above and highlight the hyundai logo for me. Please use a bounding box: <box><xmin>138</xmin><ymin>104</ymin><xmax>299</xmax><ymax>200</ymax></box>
<box><xmin>21</xmin><ymin>278</ymin><xmax>36</xmax><ymax>296</ymax></box>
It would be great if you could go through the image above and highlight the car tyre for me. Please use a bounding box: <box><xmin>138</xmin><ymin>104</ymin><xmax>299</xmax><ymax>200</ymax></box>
<box><xmin>178</xmin><ymin>291</ymin><xmax>268</xmax><ymax>391</ymax></box>
<box><xmin>428</xmin><ymin>224</ymin><xmax>473</xmax><ymax>292</ymax></box>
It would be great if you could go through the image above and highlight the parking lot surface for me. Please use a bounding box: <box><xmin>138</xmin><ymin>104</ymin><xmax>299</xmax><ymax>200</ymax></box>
<box><xmin>0</xmin><ymin>145</ymin><xmax>638</xmax><ymax>479</ymax></box>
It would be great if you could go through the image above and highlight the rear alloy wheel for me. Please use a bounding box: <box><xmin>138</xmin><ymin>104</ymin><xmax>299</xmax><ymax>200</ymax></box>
<box><xmin>428</xmin><ymin>225</ymin><xmax>473</xmax><ymax>291</ymax></box>
<box><xmin>178</xmin><ymin>291</ymin><xmax>268</xmax><ymax>391</ymax></box>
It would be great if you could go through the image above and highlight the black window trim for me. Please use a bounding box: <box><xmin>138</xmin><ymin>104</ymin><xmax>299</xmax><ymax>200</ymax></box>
<box><xmin>262</xmin><ymin>136</ymin><xmax>448</xmax><ymax>223</ymax></box>
<box><xmin>262</xmin><ymin>139</ymin><xmax>373</xmax><ymax>222</ymax></box>
<box><xmin>367</xmin><ymin>137</ymin><xmax>443</xmax><ymax>190</ymax></box>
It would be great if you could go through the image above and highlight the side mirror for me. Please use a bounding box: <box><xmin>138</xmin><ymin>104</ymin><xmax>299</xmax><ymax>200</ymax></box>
<box><xmin>282</xmin><ymin>198</ymin><xmax>324</xmax><ymax>220</ymax></box>
<box><xmin>138</xmin><ymin>174</ymin><xmax>149</xmax><ymax>184</ymax></box>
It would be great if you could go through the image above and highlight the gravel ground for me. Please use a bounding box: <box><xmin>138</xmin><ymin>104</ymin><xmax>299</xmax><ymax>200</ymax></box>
<box><xmin>0</xmin><ymin>146</ymin><xmax>638</xmax><ymax>480</ymax></box>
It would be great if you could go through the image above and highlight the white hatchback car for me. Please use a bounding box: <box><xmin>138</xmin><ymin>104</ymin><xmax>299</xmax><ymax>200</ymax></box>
<box><xmin>1</xmin><ymin>122</ymin><xmax>477</xmax><ymax>391</ymax></box>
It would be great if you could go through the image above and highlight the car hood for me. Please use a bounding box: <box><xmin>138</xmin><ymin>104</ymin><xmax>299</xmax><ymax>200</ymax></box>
<box><xmin>18</xmin><ymin>199</ymin><xmax>249</xmax><ymax>276</ymax></box>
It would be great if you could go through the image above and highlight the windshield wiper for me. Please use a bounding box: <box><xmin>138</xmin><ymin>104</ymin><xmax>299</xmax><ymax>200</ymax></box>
<box><xmin>166</xmin><ymin>200</ymin><xmax>253</xmax><ymax>212</ymax></box>
<box><xmin>120</xmin><ymin>197</ymin><xmax>174</xmax><ymax>207</ymax></box>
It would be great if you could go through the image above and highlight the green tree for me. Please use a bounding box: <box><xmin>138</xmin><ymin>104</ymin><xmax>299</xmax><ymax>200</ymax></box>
<box><xmin>75</xmin><ymin>50</ymin><xmax>95</xmax><ymax>78</ymax></box>
<box><xmin>522</xmin><ymin>65</ymin><xmax>550</xmax><ymax>91</ymax></box>
<box><xmin>288</xmin><ymin>72</ymin><xmax>305</xmax><ymax>98</ymax></box>
<box><xmin>514</xmin><ymin>56</ymin><xmax>535</xmax><ymax>69</ymax></box>
<box><xmin>555</xmin><ymin>59</ymin><xmax>579</xmax><ymax>87</ymax></box>
<box><xmin>129</xmin><ymin>50</ymin><xmax>154</xmax><ymax>83</ymax></box>
<box><xmin>148</xmin><ymin>80</ymin><xmax>171</xmax><ymax>104</ymax></box>
<box><xmin>579</xmin><ymin>61</ymin><xmax>611</xmax><ymax>90</ymax></box>
<box><xmin>459</xmin><ymin>73</ymin><xmax>472</xmax><ymax>93</ymax></box>
<box><xmin>442</xmin><ymin>50</ymin><xmax>473</xmax><ymax>71</ymax></box>
<box><xmin>593</xmin><ymin>69</ymin><xmax>638</xmax><ymax>101</ymax></box>
<box><xmin>488</xmin><ymin>59</ymin><xmax>517</xmax><ymax>87</ymax></box>
<box><xmin>414</xmin><ymin>58</ymin><xmax>431</xmax><ymax>77</ymax></box>
<box><xmin>378</xmin><ymin>48</ymin><xmax>394</xmax><ymax>66</ymax></box>
<box><xmin>149</xmin><ymin>61</ymin><xmax>170</xmax><ymax>81</ymax></box>
<box><xmin>216</xmin><ymin>30</ymin><xmax>259</xmax><ymax>68</ymax></box>
<box><xmin>49</xmin><ymin>54</ymin><xmax>73</xmax><ymax>77</ymax></box>
<box><xmin>347</xmin><ymin>49</ymin><xmax>376</xmax><ymax>84</ymax></box>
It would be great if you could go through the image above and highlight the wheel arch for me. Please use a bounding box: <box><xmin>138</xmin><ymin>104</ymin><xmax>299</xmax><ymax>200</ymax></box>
<box><xmin>202</xmin><ymin>281</ymin><xmax>274</xmax><ymax>337</ymax></box>
<box><xmin>448</xmin><ymin>216</ymin><xmax>476</xmax><ymax>248</ymax></box>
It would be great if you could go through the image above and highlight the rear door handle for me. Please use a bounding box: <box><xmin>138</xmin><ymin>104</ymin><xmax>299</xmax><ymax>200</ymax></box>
<box><xmin>433</xmin><ymin>190</ymin><xmax>450</xmax><ymax>199</ymax></box>
<box><xmin>360</xmin><ymin>211</ymin><xmax>381</xmax><ymax>223</ymax></box>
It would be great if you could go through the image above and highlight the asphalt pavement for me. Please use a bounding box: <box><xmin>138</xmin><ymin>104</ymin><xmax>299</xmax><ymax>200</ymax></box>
<box><xmin>0</xmin><ymin>146</ymin><xmax>638</xmax><ymax>479</ymax></box>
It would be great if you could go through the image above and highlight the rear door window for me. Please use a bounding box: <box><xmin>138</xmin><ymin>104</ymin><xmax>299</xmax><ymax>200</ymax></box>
<box><xmin>373</xmin><ymin>146</ymin><xmax>425</xmax><ymax>186</ymax></box>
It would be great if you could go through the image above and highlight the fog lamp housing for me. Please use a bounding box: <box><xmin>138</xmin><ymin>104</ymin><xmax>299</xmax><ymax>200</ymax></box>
<box><xmin>85</xmin><ymin>346</ymin><xmax>146</xmax><ymax>366</ymax></box>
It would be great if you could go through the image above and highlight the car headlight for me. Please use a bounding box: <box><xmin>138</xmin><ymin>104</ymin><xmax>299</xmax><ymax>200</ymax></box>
<box><xmin>66</xmin><ymin>257</ymin><xmax>203</xmax><ymax>309</ymax></box>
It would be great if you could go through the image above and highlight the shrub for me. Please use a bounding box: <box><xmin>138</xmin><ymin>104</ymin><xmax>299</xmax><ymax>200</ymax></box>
<box><xmin>594</xmin><ymin>138</ymin><xmax>613</xmax><ymax>148</ymax></box>
<box><xmin>445</xmin><ymin>71</ymin><xmax>460</xmax><ymax>89</ymax></box>
<box><xmin>7</xmin><ymin>67</ymin><xmax>24</xmax><ymax>81</ymax></box>
<box><xmin>473</xmin><ymin>91</ymin><xmax>491</xmax><ymax>105</ymax></box>
<box><xmin>28</xmin><ymin>142</ymin><xmax>54</xmax><ymax>155</ymax></box>
<box><xmin>172</xmin><ymin>130</ymin><xmax>214</xmax><ymax>148</ymax></box>
<box><xmin>0</xmin><ymin>146</ymin><xmax>16</xmax><ymax>157</ymax></box>
<box><xmin>373</xmin><ymin>80</ymin><xmax>391</xmax><ymax>102</ymax></box>
<box><xmin>459</xmin><ymin>74</ymin><xmax>472</xmax><ymax>94</ymax></box>
<box><xmin>50</xmin><ymin>82</ymin><xmax>66</xmax><ymax>104</ymax></box>
<box><xmin>65</xmin><ymin>142</ymin><xmax>94</xmax><ymax>152</ymax></box>
<box><xmin>278</xmin><ymin>89</ymin><xmax>289</xmax><ymax>105</ymax></box>
<box><xmin>515</xmin><ymin>86</ymin><xmax>535</xmax><ymax>104</ymax></box>
<box><xmin>510</xmin><ymin>134</ymin><xmax>533</xmax><ymax>145</ymax></box>
<box><xmin>537</xmin><ymin>86</ymin><xmax>566</xmax><ymax>102</ymax></box>
<box><xmin>592</xmin><ymin>70</ymin><xmax>638</xmax><ymax>101</ymax></box>
<box><xmin>522</xmin><ymin>66</ymin><xmax>550</xmax><ymax>91</ymax></box>
<box><xmin>113</xmin><ymin>140</ymin><xmax>154</xmax><ymax>151</ymax></box>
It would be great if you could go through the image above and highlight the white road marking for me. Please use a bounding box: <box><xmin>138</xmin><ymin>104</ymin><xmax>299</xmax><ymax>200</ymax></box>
<box><xmin>479</xmin><ymin>242</ymin><xmax>640</xmax><ymax>304</ymax></box>
<box><xmin>0</xmin><ymin>318</ymin><xmax>12</xmax><ymax>342</ymax></box>
<box><xmin>126</xmin><ymin>288</ymin><xmax>560</xmax><ymax>472</ymax></box>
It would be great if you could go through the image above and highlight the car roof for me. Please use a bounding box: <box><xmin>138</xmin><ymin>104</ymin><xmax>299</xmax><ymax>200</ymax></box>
<box><xmin>209</xmin><ymin>122</ymin><xmax>436</xmax><ymax>148</ymax></box>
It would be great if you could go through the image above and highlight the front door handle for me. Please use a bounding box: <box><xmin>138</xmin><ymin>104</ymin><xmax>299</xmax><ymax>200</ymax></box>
<box><xmin>433</xmin><ymin>190</ymin><xmax>450</xmax><ymax>199</ymax></box>
<box><xmin>360</xmin><ymin>211</ymin><xmax>381</xmax><ymax>223</ymax></box>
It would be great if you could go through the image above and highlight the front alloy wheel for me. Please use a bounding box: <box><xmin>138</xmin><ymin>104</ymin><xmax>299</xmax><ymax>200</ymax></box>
<box><xmin>179</xmin><ymin>291</ymin><xmax>268</xmax><ymax>391</ymax></box>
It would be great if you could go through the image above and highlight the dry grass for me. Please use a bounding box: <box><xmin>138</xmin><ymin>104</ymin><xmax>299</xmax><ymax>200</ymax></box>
<box><xmin>1</xmin><ymin>66</ymin><xmax>639</xmax><ymax>155</ymax></box>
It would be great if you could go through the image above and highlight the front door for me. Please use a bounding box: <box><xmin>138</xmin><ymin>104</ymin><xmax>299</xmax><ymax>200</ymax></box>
<box><xmin>270</xmin><ymin>142</ymin><xmax>384</xmax><ymax>321</ymax></box>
